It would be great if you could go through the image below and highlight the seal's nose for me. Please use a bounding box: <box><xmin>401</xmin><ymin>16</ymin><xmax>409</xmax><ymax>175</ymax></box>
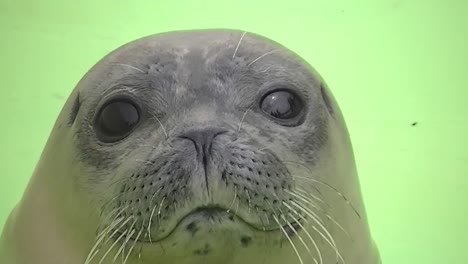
<box><xmin>179</xmin><ymin>128</ymin><xmax>227</xmax><ymax>158</ymax></box>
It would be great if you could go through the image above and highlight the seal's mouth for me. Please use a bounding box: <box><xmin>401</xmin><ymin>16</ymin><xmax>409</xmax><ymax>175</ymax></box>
<box><xmin>179</xmin><ymin>205</ymin><xmax>303</xmax><ymax>232</ymax></box>
<box><xmin>127</xmin><ymin>205</ymin><xmax>304</xmax><ymax>244</ymax></box>
<box><xmin>188</xmin><ymin>205</ymin><xmax>228</xmax><ymax>218</ymax></box>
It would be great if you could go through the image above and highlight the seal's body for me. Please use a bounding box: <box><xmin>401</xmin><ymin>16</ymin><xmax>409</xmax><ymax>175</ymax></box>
<box><xmin>0</xmin><ymin>30</ymin><xmax>380</xmax><ymax>264</ymax></box>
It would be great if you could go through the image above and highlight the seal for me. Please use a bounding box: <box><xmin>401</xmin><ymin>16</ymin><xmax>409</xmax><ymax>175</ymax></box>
<box><xmin>0</xmin><ymin>29</ymin><xmax>381</xmax><ymax>264</ymax></box>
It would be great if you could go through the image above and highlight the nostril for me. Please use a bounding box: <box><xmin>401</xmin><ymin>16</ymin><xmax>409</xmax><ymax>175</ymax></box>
<box><xmin>178</xmin><ymin>127</ymin><xmax>228</xmax><ymax>193</ymax></box>
<box><xmin>178</xmin><ymin>128</ymin><xmax>228</xmax><ymax>156</ymax></box>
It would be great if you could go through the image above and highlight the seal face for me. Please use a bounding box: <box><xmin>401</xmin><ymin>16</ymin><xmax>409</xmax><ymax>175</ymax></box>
<box><xmin>0</xmin><ymin>30</ymin><xmax>380</xmax><ymax>264</ymax></box>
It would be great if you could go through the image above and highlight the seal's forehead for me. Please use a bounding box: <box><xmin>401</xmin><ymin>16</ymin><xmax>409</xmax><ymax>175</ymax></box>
<box><xmin>78</xmin><ymin>30</ymin><xmax>322</xmax><ymax>105</ymax></box>
<box><xmin>114</xmin><ymin>30</ymin><xmax>274</xmax><ymax>55</ymax></box>
<box><xmin>104</xmin><ymin>30</ymin><xmax>306</xmax><ymax>70</ymax></box>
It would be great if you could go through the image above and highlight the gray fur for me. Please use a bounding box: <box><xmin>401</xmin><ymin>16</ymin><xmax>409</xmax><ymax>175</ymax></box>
<box><xmin>70</xmin><ymin>30</ymin><xmax>335</xmax><ymax>244</ymax></box>
<box><xmin>0</xmin><ymin>29</ymin><xmax>381</xmax><ymax>264</ymax></box>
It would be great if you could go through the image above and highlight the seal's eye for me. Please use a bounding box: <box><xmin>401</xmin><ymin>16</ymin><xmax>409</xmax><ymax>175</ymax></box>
<box><xmin>95</xmin><ymin>99</ymin><xmax>140</xmax><ymax>142</ymax></box>
<box><xmin>260</xmin><ymin>90</ymin><xmax>304</xmax><ymax>120</ymax></box>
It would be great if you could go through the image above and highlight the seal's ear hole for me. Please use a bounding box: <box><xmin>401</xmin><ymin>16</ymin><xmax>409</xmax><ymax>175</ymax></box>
<box><xmin>69</xmin><ymin>93</ymin><xmax>81</xmax><ymax>125</ymax></box>
<box><xmin>320</xmin><ymin>84</ymin><xmax>334</xmax><ymax>115</ymax></box>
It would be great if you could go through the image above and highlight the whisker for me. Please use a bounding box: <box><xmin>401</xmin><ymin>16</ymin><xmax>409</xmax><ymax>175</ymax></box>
<box><xmin>137</xmin><ymin>233</ymin><xmax>147</xmax><ymax>264</ymax></box>
<box><xmin>287</xmin><ymin>212</ymin><xmax>322</xmax><ymax>264</ymax></box>
<box><xmin>256</xmin><ymin>140</ymin><xmax>285</xmax><ymax>153</ymax></box>
<box><xmin>149</xmin><ymin>187</ymin><xmax>163</xmax><ymax>206</ymax></box>
<box><xmin>288</xmin><ymin>190</ymin><xmax>352</xmax><ymax>241</ymax></box>
<box><xmin>87</xmin><ymin>249</ymin><xmax>101</xmax><ymax>264</ymax></box>
<box><xmin>285</xmin><ymin>189</ymin><xmax>322</xmax><ymax>210</ymax></box>
<box><xmin>283</xmin><ymin>160</ymin><xmax>361</xmax><ymax>219</ymax></box>
<box><xmin>98</xmin><ymin>205</ymin><xmax>123</xmax><ymax>228</ymax></box>
<box><xmin>295</xmin><ymin>187</ymin><xmax>326</xmax><ymax>204</ymax></box>
<box><xmin>103</xmin><ymin>217</ymin><xmax>135</xmax><ymax>245</ymax></box>
<box><xmin>147</xmin><ymin>187</ymin><xmax>163</xmax><ymax>243</ymax></box>
<box><xmin>111</xmin><ymin>63</ymin><xmax>145</xmax><ymax>73</ymax></box>
<box><xmin>85</xmin><ymin>215</ymin><xmax>126</xmax><ymax>264</ymax></box>
<box><xmin>268</xmin><ymin>198</ymin><xmax>313</xmax><ymax>262</ymax></box>
<box><xmin>85</xmin><ymin>224</ymin><xmax>115</xmax><ymax>264</ymax></box>
<box><xmin>237</xmin><ymin>105</ymin><xmax>253</xmax><ymax>133</ymax></box>
<box><xmin>112</xmin><ymin>229</ymin><xmax>136</xmax><ymax>263</ymax></box>
<box><xmin>291</xmin><ymin>178</ymin><xmax>324</xmax><ymax>198</ymax></box>
<box><xmin>273</xmin><ymin>215</ymin><xmax>304</xmax><ymax>264</ymax></box>
<box><xmin>283</xmin><ymin>205</ymin><xmax>322</xmax><ymax>264</ymax></box>
<box><xmin>149</xmin><ymin>113</ymin><xmax>168</xmax><ymax>140</ymax></box>
<box><xmin>123</xmin><ymin>229</ymin><xmax>143</xmax><ymax>264</ymax></box>
<box><xmin>290</xmin><ymin>201</ymin><xmax>335</xmax><ymax>246</ymax></box>
<box><xmin>232</xmin><ymin>32</ymin><xmax>247</xmax><ymax>59</ymax></box>
<box><xmin>247</xmin><ymin>50</ymin><xmax>276</xmax><ymax>67</ymax></box>
<box><xmin>325</xmin><ymin>214</ymin><xmax>353</xmax><ymax>242</ymax></box>
<box><xmin>227</xmin><ymin>184</ymin><xmax>238</xmax><ymax>213</ymax></box>
<box><xmin>157</xmin><ymin>196</ymin><xmax>166</xmax><ymax>225</ymax></box>
<box><xmin>293</xmin><ymin>175</ymin><xmax>361</xmax><ymax>219</ymax></box>
<box><xmin>234</xmin><ymin>193</ymin><xmax>241</xmax><ymax>215</ymax></box>
<box><xmin>264</xmin><ymin>199</ymin><xmax>281</xmax><ymax>224</ymax></box>
<box><xmin>107</xmin><ymin>176</ymin><xmax>135</xmax><ymax>189</ymax></box>
<box><xmin>148</xmin><ymin>203</ymin><xmax>159</xmax><ymax>243</ymax></box>
<box><xmin>280</xmin><ymin>214</ymin><xmax>317</xmax><ymax>264</ymax></box>
<box><xmin>282</xmin><ymin>201</ymin><xmax>324</xmax><ymax>264</ymax></box>
<box><xmin>245</xmin><ymin>189</ymin><xmax>252</xmax><ymax>214</ymax></box>
<box><xmin>97</xmin><ymin>195</ymin><xmax>130</xmax><ymax>231</ymax></box>
<box><xmin>286</xmin><ymin>195</ymin><xmax>324</xmax><ymax>224</ymax></box>
<box><xmin>290</xmin><ymin>201</ymin><xmax>345</xmax><ymax>264</ymax></box>
<box><xmin>98</xmin><ymin>227</ymin><xmax>129</xmax><ymax>264</ymax></box>
<box><xmin>102</xmin><ymin>205</ymin><xmax>130</xmax><ymax>231</ymax></box>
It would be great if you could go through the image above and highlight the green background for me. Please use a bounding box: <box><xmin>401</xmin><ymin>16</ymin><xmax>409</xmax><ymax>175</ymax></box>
<box><xmin>0</xmin><ymin>0</ymin><xmax>467</xmax><ymax>263</ymax></box>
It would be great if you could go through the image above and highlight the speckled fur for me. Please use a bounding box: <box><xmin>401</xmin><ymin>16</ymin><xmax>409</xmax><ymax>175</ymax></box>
<box><xmin>1</xmin><ymin>29</ymin><xmax>380</xmax><ymax>264</ymax></box>
<box><xmin>70</xmin><ymin>31</ymin><xmax>334</xmax><ymax>243</ymax></box>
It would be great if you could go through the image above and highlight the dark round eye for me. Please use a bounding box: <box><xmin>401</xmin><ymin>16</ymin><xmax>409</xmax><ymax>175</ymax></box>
<box><xmin>260</xmin><ymin>90</ymin><xmax>304</xmax><ymax>120</ymax></box>
<box><xmin>95</xmin><ymin>99</ymin><xmax>140</xmax><ymax>142</ymax></box>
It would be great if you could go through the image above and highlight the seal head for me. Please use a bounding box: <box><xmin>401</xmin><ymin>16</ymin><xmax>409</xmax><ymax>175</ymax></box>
<box><xmin>1</xmin><ymin>30</ymin><xmax>380</xmax><ymax>264</ymax></box>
